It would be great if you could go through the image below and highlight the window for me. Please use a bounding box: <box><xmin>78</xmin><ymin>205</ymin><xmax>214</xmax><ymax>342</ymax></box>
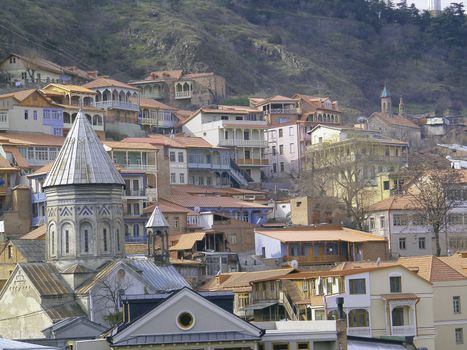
<box><xmin>206</xmin><ymin>176</ymin><xmax>212</xmax><ymax>186</ymax></box>
<box><xmin>170</xmin><ymin>173</ymin><xmax>176</xmax><ymax>183</ymax></box>
<box><xmin>455</xmin><ymin>328</ymin><xmax>464</xmax><ymax>344</ymax></box>
<box><xmin>179</xmin><ymin>173</ymin><xmax>185</xmax><ymax>183</ymax></box>
<box><xmin>24</xmin><ymin>110</ymin><xmax>28</xmax><ymax>120</ymax></box>
<box><xmin>178</xmin><ymin>152</ymin><xmax>184</xmax><ymax>162</ymax></box>
<box><xmin>177</xmin><ymin>311</ymin><xmax>195</xmax><ymax>330</ymax></box>
<box><xmin>103</xmin><ymin>229</ymin><xmax>108</xmax><ymax>251</ymax></box>
<box><xmin>65</xmin><ymin>230</ymin><xmax>69</xmax><ymax>254</ymax></box>
<box><xmin>399</xmin><ymin>238</ymin><xmax>406</xmax><ymax>250</ymax></box>
<box><xmin>390</xmin><ymin>276</ymin><xmax>402</xmax><ymax>293</ymax></box>
<box><xmin>235</xmin><ymin>116</ymin><xmax>243</xmax><ymax>121</ymax></box>
<box><xmin>169</xmin><ymin>151</ymin><xmax>175</xmax><ymax>162</ymax></box>
<box><xmin>33</xmin><ymin>110</ymin><xmax>38</xmax><ymax>120</ymax></box>
<box><xmin>448</xmin><ymin>214</ymin><xmax>463</xmax><ymax>226</ymax></box>
<box><xmin>117</xmin><ymin>229</ymin><xmax>120</xmax><ymax>251</ymax></box>
<box><xmin>272</xmin><ymin>146</ymin><xmax>276</xmax><ymax>155</ymax></box>
<box><xmin>237</xmin><ymin>292</ymin><xmax>249</xmax><ymax>308</ymax></box>
<box><xmin>244</xmin><ymin>130</ymin><xmax>250</xmax><ymax>140</ymax></box>
<box><xmin>84</xmin><ymin>229</ymin><xmax>89</xmax><ymax>253</ymax></box>
<box><xmin>280</xmin><ymin>162</ymin><xmax>284</xmax><ymax>172</ymax></box>
<box><xmin>273</xmin><ymin>163</ymin><xmax>277</xmax><ymax>173</ymax></box>
<box><xmin>369</xmin><ymin>217</ymin><xmax>375</xmax><ymax>230</ymax></box>
<box><xmin>453</xmin><ymin>296</ymin><xmax>461</xmax><ymax>314</ymax></box>
<box><xmin>412</xmin><ymin>213</ymin><xmax>427</xmax><ymax>226</ymax></box>
<box><xmin>380</xmin><ymin>216</ymin><xmax>385</xmax><ymax>229</ymax></box>
<box><xmin>418</xmin><ymin>237</ymin><xmax>426</xmax><ymax>250</ymax></box>
<box><xmin>393</xmin><ymin>214</ymin><xmax>409</xmax><ymax>226</ymax></box>
<box><xmin>278</xmin><ymin>128</ymin><xmax>283</xmax><ymax>138</ymax></box>
<box><xmin>221</xmin><ymin>115</ymin><xmax>228</xmax><ymax>120</ymax></box>
<box><xmin>289</xmin><ymin>127</ymin><xmax>294</xmax><ymax>136</ymax></box>
<box><xmin>244</xmin><ymin>150</ymin><xmax>251</xmax><ymax>159</ymax></box>
<box><xmin>198</xmin><ymin>176</ymin><xmax>204</xmax><ymax>186</ymax></box>
<box><xmin>348</xmin><ymin>309</ymin><xmax>369</xmax><ymax>327</ymax></box>
<box><xmin>383</xmin><ymin>180</ymin><xmax>390</xmax><ymax>190</ymax></box>
<box><xmin>228</xmin><ymin>234</ymin><xmax>237</xmax><ymax>245</ymax></box>
<box><xmin>272</xmin><ymin>344</ymin><xmax>289</xmax><ymax>350</ymax></box>
<box><xmin>133</xmin><ymin>203</ymin><xmax>140</xmax><ymax>215</ymax></box>
<box><xmin>290</xmin><ymin>143</ymin><xmax>295</xmax><ymax>153</ymax></box>
<box><xmin>314</xmin><ymin>309</ymin><xmax>325</xmax><ymax>320</ymax></box>
<box><xmin>7</xmin><ymin>246</ymin><xmax>12</xmax><ymax>259</ymax></box>
<box><xmin>279</xmin><ymin>145</ymin><xmax>284</xmax><ymax>155</ymax></box>
<box><xmin>174</xmin><ymin>216</ymin><xmax>180</xmax><ymax>229</ymax></box>
<box><xmin>21</xmin><ymin>72</ymin><xmax>27</xmax><ymax>79</ymax></box>
<box><xmin>349</xmin><ymin>278</ymin><xmax>366</xmax><ymax>295</ymax></box>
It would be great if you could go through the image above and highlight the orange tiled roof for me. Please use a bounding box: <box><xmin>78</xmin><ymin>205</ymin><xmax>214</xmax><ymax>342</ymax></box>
<box><xmin>0</xmin><ymin>154</ymin><xmax>17</xmax><ymax>170</ymax></box>
<box><xmin>370</xmin><ymin>112</ymin><xmax>420</xmax><ymax>129</ymax></box>
<box><xmin>0</xmin><ymin>89</ymin><xmax>36</xmax><ymax>101</ymax></box>
<box><xmin>103</xmin><ymin>141</ymin><xmax>159</xmax><ymax>151</ymax></box>
<box><xmin>83</xmin><ymin>77</ymin><xmax>137</xmax><ymax>90</ymax></box>
<box><xmin>161</xmin><ymin>193</ymin><xmax>268</xmax><ymax>210</ymax></box>
<box><xmin>173</xmin><ymin>135</ymin><xmax>217</xmax><ymax>148</ymax></box>
<box><xmin>145</xmin><ymin>70</ymin><xmax>184</xmax><ymax>81</ymax></box>
<box><xmin>143</xmin><ymin>199</ymin><xmax>195</xmax><ymax>215</ymax></box>
<box><xmin>21</xmin><ymin>225</ymin><xmax>46</xmax><ymax>240</ymax></box>
<box><xmin>397</xmin><ymin>256</ymin><xmax>467</xmax><ymax>282</ymax></box>
<box><xmin>28</xmin><ymin>162</ymin><xmax>54</xmax><ymax>177</ymax></box>
<box><xmin>130</xmin><ymin>97</ymin><xmax>176</xmax><ymax>110</ymax></box>
<box><xmin>367</xmin><ymin>195</ymin><xmax>421</xmax><ymax>212</ymax></box>
<box><xmin>0</xmin><ymin>132</ymin><xmax>64</xmax><ymax>146</ymax></box>
<box><xmin>124</xmin><ymin>135</ymin><xmax>184</xmax><ymax>148</ymax></box>
<box><xmin>255</xmin><ymin>225</ymin><xmax>386</xmax><ymax>243</ymax></box>
<box><xmin>381</xmin><ymin>293</ymin><xmax>419</xmax><ymax>301</ymax></box>
<box><xmin>439</xmin><ymin>255</ymin><xmax>467</xmax><ymax>278</ymax></box>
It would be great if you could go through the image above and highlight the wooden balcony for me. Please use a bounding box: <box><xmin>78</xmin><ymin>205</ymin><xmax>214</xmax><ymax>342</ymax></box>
<box><xmin>236</xmin><ymin>159</ymin><xmax>269</xmax><ymax>166</ymax></box>
<box><xmin>219</xmin><ymin>138</ymin><xmax>268</xmax><ymax>148</ymax></box>
<box><xmin>283</xmin><ymin>255</ymin><xmax>347</xmax><ymax>266</ymax></box>
<box><xmin>175</xmin><ymin>91</ymin><xmax>192</xmax><ymax>99</ymax></box>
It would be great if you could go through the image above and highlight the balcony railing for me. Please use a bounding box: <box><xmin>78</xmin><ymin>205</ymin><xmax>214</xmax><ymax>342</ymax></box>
<box><xmin>31</xmin><ymin>192</ymin><xmax>47</xmax><ymax>203</ymax></box>
<box><xmin>347</xmin><ymin>327</ymin><xmax>371</xmax><ymax>337</ymax></box>
<box><xmin>139</xmin><ymin>117</ymin><xmax>176</xmax><ymax>128</ymax></box>
<box><xmin>116</xmin><ymin>163</ymin><xmax>157</xmax><ymax>173</ymax></box>
<box><xmin>175</xmin><ymin>91</ymin><xmax>192</xmax><ymax>99</ymax></box>
<box><xmin>268</xmin><ymin>108</ymin><xmax>298</xmax><ymax>114</ymax></box>
<box><xmin>64</xmin><ymin>121</ymin><xmax>104</xmax><ymax>131</ymax></box>
<box><xmin>392</xmin><ymin>325</ymin><xmax>416</xmax><ymax>336</ymax></box>
<box><xmin>236</xmin><ymin>159</ymin><xmax>269</xmax><ymax>166</ymax></box>
<box><xmin>125</xmin><ymin>235</ymin><xmax>148</xmax><ymax>243</ymax></box>
<box><xmin>283</xmin><ymin>255</ymin><xmax>347</xmax><ymax>265</ymax></box>
<box><xmin>95</xmin><ymin>100</ymin><xmax>140</xmax><ymax>112</ymax></box>
<box><xmin>124</xmin><ymin>189</ymin><xmax>146</xmax><ymax>197</ymax></box>
<box><xmin>187</xmin><ymin>162</ymin><xmax>230</xmax><ymax>170</ymax></box>
<box><xmin>219</xmin><ymin>138</ymin><xmax>268</xmax><ymax>148</ymax></box>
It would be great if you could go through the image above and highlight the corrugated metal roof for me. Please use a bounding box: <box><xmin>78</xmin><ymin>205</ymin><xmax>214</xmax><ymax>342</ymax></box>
<box><xmin>112</xmin><ymin>332</ymin><xmax>260</xmax><ymax>346</ymax></box>
<box><xmin>125</xmin><ymin>259</ymin><xmax>189</xmax><ymax>291</ymax></box>
<box><xmin>45</xmin><ymin>303</ymin><xmax>85</xmax><ymax>321</ymax></box>
<box><xmin>20</xmin><ymin>263</ymin><xmax>73</xmax><ymax>296</ymax></box>
<box><xmin>43</xmin><ymin>111</ymin><xmax>125</xmax><ymax>188</ymax></box>
<box><xmin>10</xmin><ymin>240</ymin><xmax>45</xmax><ymax>261</ymax></box>
<box><xmin>145</xmin><ymin>206</ymin><xmax>169</xmax><ymax>228</ymax></box>
<box><xmin>0</xmin><ymin>337</ymin><xmax>58</xmax><ymax>349</ymax></box>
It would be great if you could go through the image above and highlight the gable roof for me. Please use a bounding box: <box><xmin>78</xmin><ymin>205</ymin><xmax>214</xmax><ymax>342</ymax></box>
<box><xmin>143</xmin><ymin>200</ymin><xmax>194</xmax><ymax>215</ymax></box>
<box><xmin>0</xmin><ymin>132</ymin><xmax>65</xmax><ymax>147</ymax></box>
<box><xmin>397</xmin><ymin>256</ymin><xmax>467</xmax><ymax>282</ymax></box>
<box><xmin>370</xmin><ymin>112</ymin><xmax>420</xmax><ymax>129</ymax></box>
<box><xmin>439</xmin><ymin>255</ymin><xmax>467</xmax><ymax>278</ymax></box>
<box><xmin>161</xmin><ymin>193</ymin><xmax>268</xmax><ymax>210</ymax></box>
<box><xmin>130</xmin><ymin>97</ymin><xmax>176</xmax><ymax>110</ymax></box>
<box><xmin>43</xmin><ymin>111</ymin><xmax>124</xmax><ymax>188</ymax></box>
<box><xmin>8</xmin><ymin>240</ymin><xmax>45</xmax><ymax>261</ymax></box>
<box><xmin>83</xmin><ymin>77</ymin><xmax>137</xmax><ymax>90</ymax></box>
<box><xmin>110</xmin><ymin>287</ymin><xmax>263</xmax><ymax>344</ymax></box>
<box><xmin>20</xmin><ymin>263</ymin><xmax>74</xmax><ymax>296</ymax></box>
<box><xmin>0</xmin><ymin>89</ymin><xmax>37</xmax><ymax>101</ymax></box>
<box><xmin>42</xmin><ymin>83</ymin><xmax>96</xmax><ymax>95</ymax></box>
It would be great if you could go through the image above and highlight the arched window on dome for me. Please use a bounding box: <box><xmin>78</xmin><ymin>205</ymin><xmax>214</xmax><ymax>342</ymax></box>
<box><xmin>80</xmin><ymin>222</ymin><xmax>92</xmax><ymax>254</ymax></box>
<box><xmin>49</xmin><ymin>222</ymin><xmax>56</xmax><ymax>257</ymax></box>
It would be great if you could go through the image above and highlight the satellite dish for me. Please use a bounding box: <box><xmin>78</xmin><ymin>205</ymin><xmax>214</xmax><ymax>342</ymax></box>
<box><xmin>290</xmin><ymin>260</ymin><xmax>299</xmax><ymax>269</ymax></box>
<box><xmin>357</xmin><ymin>116</ymin><xmax>367</xmax><ymax>124</ymax></box>
<box><xmin>194</xmin><ymin>206</ymin><xmax>201</xmax><ymax>213</ymax></box>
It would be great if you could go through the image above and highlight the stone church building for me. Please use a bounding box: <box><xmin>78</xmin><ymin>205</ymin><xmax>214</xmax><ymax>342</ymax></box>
<box><xmin>0</xmin><ymin>112</ymin><xmax>187</xmax><ymax>339</ymax></box>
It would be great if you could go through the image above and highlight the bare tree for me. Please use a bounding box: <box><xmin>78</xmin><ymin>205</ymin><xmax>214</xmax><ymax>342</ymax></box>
<box><xmin>302</xmin><ymin>143</ymin><xmax>375</xmax><ymax>230</ymax></box>
<box><xmin>403</xmin><ymin>163</ymin><xmax>464</xmax><ymax>256</ymax></box>
<box><xmin>93</xmin><ymin>268</ymin><xmax>133</xmax><ymax>326</ymax></box>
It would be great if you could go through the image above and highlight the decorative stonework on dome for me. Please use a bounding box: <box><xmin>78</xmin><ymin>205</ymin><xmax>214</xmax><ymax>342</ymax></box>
<box><xmin>43</xmin><ymin>111</ymin><xmax>124</xmax><ymax>188</ymax></box>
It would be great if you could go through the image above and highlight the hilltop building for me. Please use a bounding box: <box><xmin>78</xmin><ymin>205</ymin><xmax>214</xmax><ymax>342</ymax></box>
<box><xmin>0</xmin><ymin>53</ymin><xmax>97</xmax><ymax>87</ymax></box>
<box><xmin>129</xmin><ymin>70</ymin><xmax>226</xmax><ymax>108</ymax></box>
<box><xmin>368</xmin><ymin>85</ymin><xmax>421</xmax><ymax>147</ymax></box>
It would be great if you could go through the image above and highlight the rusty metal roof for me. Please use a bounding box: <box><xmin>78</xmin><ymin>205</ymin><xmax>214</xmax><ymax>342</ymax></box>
<box><xmin>43</xmin><ymin>111</ymin><xmax>124</xmax><ymax>188</ymax></box>
<box><xmin>20</xmin><ymin>263</ymin><xmax>73</xmax><ymax>296</ymax></box>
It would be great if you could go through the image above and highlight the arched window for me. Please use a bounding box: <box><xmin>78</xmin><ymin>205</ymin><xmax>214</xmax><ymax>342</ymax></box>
<box><xmin>65</xmin><ymin>229</ymin><xmax>69</xmax><ymax>254</ymax></box>
<box><xmin>103</xmin><ymin>228</ymin><xmax>108</xmax><ymax>251</ymax></box>
<box><xmin>80</xmin><ymin>222</ymin><xmax>92</xmax><ymax>253</ymax></box>
<box><xmin>49</xmin><ymin>222</ymin><xmax>56</xmax><ymax>257</ymax></box>
<box><xmin>348</xmin><ymin>309</ymin><xmax>369</xmax><ymax>327</ymax></box>
<box><xmin>63</xmin><ymin>112</ymin><xmax>71</xmax><ymax>124</ymax></box>
<box><xmin>116</xmin><ymin>229</ymin><xmax>120</xmax><ymax>251</ymax></box>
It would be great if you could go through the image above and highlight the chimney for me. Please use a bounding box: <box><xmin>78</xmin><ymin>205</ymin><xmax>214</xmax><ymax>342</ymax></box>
<box><xmin>336</xmin><ymin>297</ymin><xmax>347</xmax><ymax>350</ymax></box>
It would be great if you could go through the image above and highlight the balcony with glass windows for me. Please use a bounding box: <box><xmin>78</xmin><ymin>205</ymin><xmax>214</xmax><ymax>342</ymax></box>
<box><xmin>111</xmin><ymin>151</ymin><xmax>157</xmax><ymax>173</ymax></box>
<box><xmin>95</xmin><ymin>100</ymin><xmax>139</xmax><ymax>111</ymax></box>
<box><xmin>31</xmin><ymin>192</ymin><xmax>46</xmax><ymax>203</ymax></box>
<box><xmin>0</xmin><ymin>112</ymin><xmax>9</xmax><ymax>130</ymax></box>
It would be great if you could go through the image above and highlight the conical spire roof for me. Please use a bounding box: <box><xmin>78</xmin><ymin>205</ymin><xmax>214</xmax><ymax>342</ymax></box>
<box><xmin>380</xmin><ymin>84</ymin><xmax>391</xmax><ymax>98</ymax></box>
<box><xmin>43</xmin><ymin>111</ymin><xmax>124</xmax><ymax>188</ymax></box>
<box><xmin>145</xmin><ymin>205</ymin><xmax>169</xmax><ymax>228</ymax></box>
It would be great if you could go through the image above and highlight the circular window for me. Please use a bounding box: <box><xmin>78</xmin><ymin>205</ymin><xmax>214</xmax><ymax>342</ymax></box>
<box><xmin>176</xmin><ymin>311</ymin><xmax>195</xmax><ymax>330</ymax></box>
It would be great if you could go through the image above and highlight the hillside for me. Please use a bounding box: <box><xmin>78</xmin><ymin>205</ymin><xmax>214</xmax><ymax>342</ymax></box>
<box><xmin>0</xmin><ymin>0</ymin><xmax>466</xmax><ymax>115</ymax></box>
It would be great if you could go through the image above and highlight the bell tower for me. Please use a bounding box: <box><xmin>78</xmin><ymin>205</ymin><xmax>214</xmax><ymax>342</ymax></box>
<box><xmin>145</xmin><ymin>205</ymin><xmax>170</xmax><ymax>264</ymax></box>
<box><xmin>380</xmin><ymin>84</ymin><xmax>392</xmax><ymax>115</ymax></box>
<box><xmin>43</xmin><ymin>111</ymin><xmax>126</xmax><ymax>271</ymax></box>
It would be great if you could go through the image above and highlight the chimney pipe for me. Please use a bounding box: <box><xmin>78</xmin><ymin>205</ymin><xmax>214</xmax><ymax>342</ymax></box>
<box><xmin>335</xmin><ymin>297</ymin><xmax>347</xmax><ymax>350</ymax></box>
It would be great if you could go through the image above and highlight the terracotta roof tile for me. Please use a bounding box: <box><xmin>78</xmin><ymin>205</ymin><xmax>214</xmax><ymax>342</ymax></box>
<box><xmin>0</xmin><ymin>89</ymin><xmax>36</xmax><ymax>101</ymax></box>
<box><xmin>398</xmin><ymin>256</ymin><xmax>467</xmax><ymax>282</ymax></box>
<box><xmin>0</xmin><ymin>132</ymin><xmax>64</xmax><ymax>146</ymax></box>
<box><xmin>104</xmin><ymin>141</ymin><xmax>159</xmax><ymax>150</ymax></box>
<box><xmin>368</xmin><ymin>195</ymin><xmax>421</xmax><ymax>212</ymax></box>
<box><xmin>83</xmin><ymin>77</ymin><xmax>137</xmax><ymax>90</ymax></box>
<box><xmin>161</xmin><ymin>193</ymin><xmax>268</xmax><ymax>210</ymax></box>
<box><xmin>143</xmin><ymin>199</ymin><xmax>194</xmax><ymax>215</ymax></box>
<box><xmin>381</xmin><ymin>293</ymin><xmax>419</xmax><ymax>301</ymax></box>
<box><xmin>370</xmin><ymin>112</ymin><xmax>420</xmax><ymax>129</ymax></box>
<box><xmin>130</xmin><ymin>97</ymin><xmax>176</xmax><ymax>110</ymax></box>
<box><xmin>21</xmin><ymin>225</ymin><xmax>46</xmax><ymax>240</ymax></box>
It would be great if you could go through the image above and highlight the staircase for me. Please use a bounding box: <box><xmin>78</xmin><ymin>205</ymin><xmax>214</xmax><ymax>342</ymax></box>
<box><xmin>229</xmin><ymin>159</ymin><xmax>253</xmax><ymax>186</ymax></box>
<box><xmin>280</xmin><ymin>290</ymin><xmax>298</xmax><ymax>321</ymax></box>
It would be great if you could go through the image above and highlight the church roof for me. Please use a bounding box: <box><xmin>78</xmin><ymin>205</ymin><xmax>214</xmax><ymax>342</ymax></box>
<box><xmin>43</xmin><ymin>111</ymin><xmax>125</xmax><ymax>188</ymax></box>
<box><xmin>10</xmin><ymin>240</ymin><xmax>45</xmax><ymax>261</ymax></box>
<box><xmin>20</xmin><ymin>263</ymin><xmax>74</xmax><ymax>296</ymax></box>
<box><xmin>381</xmin><ymin>85</ymin><xmax>391</xmax><ymax>98</ymax></box>
<box><xmin>145</xmin><ymin>205</ymin><xmax>169</xmax><ymax>228</ymax></box>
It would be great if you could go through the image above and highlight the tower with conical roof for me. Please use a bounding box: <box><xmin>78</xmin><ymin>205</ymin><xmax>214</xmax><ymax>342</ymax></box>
<box><xmin>145</xmin><ymin>205</ymin><xmax>170</xmax><ymax>264</ymax></box>
<box><xmin>380</xmin><ymin>84</ymin><xmax>392</xmax><ymax>115</ymax></box>
<box><xmin>43</xmin><ymin>111</ymin><xmax>126</xmax><ymax>270</ymax></box>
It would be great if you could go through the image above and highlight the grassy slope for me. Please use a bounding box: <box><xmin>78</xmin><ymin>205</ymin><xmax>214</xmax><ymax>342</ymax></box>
<box><xmin>0</xmin><ymin>0</ymin><xmax>464</xmax><ymax>115</ymax></box>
